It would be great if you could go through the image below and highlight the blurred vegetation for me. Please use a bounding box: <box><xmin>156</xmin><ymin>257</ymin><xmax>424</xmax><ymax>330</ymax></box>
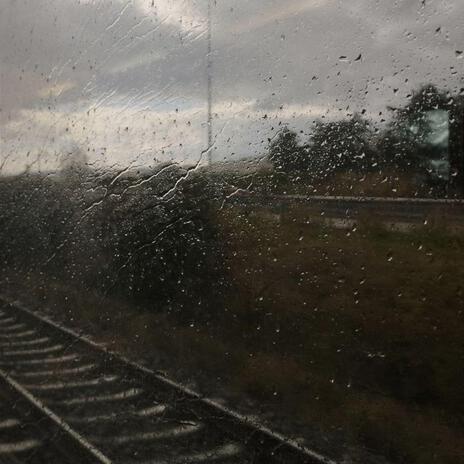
<box><xmin>0</xmin><ymin>166</ymin><xmax>226</xmax><ymax>322</ymax></box>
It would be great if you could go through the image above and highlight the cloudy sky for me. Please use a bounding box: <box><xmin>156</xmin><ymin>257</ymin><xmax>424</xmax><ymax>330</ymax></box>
<box><xmin>1</xmin><ymin>0</ymin><xmax>463</xmax><ymax>174</ymax></box>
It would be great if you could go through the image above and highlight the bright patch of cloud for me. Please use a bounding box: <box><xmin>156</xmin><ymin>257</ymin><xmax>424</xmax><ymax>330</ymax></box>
<box><xmin>37</xmin><ymin>81</ymin><xmax>76</xmax><ymax>98</ymax></box>
<box><xmin>230</xmin><ymin>0</ymin><xmax>330</xmax><ymax>35</ymax></box>
<box><xmin>136</xmin><ymin>0</ymin><xmax>205</xmax><ymax>31</ymax></box>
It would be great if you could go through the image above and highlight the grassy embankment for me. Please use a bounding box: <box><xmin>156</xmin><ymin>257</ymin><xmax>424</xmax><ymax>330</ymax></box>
<box><xmin>3</xmin><ymin>204</ymin><xmax>464</xmax><ymax>463</ymax></box>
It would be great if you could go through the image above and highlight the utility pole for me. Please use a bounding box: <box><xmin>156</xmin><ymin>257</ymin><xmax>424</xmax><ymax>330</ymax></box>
<box><xmin>207</xmin><ymin>0</ymin><xmax>213</xmax><ymax>165</ymax></box>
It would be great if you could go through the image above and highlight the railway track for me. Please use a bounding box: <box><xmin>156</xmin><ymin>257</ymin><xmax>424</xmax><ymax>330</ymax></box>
<box><xmin>0</xmin><ymin>297</ymin><xmax>334</xmax><ymax>464</ymax></box>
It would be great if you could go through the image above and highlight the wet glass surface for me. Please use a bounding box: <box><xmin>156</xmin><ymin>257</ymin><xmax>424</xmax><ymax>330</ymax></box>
<box><xmin>1</xmin><ymin>1</ymin><xmax>464</xmax><ymax>463</ymax></box>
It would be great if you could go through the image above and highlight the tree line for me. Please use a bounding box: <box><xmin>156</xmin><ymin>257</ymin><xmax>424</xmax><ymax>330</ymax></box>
<box><xmin>268</xmin><ymin>85</ymin><xmax>464</xmax><ymax>196</ymax></box>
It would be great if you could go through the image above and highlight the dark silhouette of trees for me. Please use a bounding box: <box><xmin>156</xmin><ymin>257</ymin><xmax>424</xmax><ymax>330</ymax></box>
<box><xmin>381</xmin><ymin>85</ymin><xmax>448</xmax><ymax>168</ymax></box>
<box><xmin>379</xmin><ymin>84</ymin><xmax>464</xmax><ymax>195</ymax></box>
<box><xmin>266</xmin><ymin>84</ymin><xmax>464</xmax><ymax>197</ymax></box>
<box><xmin>449</xmin><ymin>93</ymin><xmax>464</xmax><ymax>195</ymax></box>
<box><xmin>309</xmin><ymin>115</ymin><xmax>375</xmax><ymax>177</ymax></box>
<box><xmin>268</xmin><ymin>127</ymin><xmax>307</xmax><ymax>173</ymax></box>
<box><xmin>267</xmin><ymin>116</ymin><xmax>375</xmax><ymax>179</ymax></box>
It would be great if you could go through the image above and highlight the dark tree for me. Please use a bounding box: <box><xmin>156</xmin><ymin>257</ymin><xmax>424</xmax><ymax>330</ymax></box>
<box><xmin>309</xmin><ymin>115</ymin><xmax>375</xmax><ymax>177</ymax></box>
<box><xmin>378</xmin><ymin>84</ymin><xmax>464</xmax><ymax>195</ymax></box>
<box><xmin>383</xmin><ymin>85</ymin><xmax>448</xmax><ymax>164</ymax></box>
<box><xmin>268</xmin><ymin>128</ymin><xmax>307</xmax><ymax>173</ymax></box>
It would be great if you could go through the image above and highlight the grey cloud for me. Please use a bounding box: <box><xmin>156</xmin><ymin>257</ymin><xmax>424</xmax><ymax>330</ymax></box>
<box><xmin>1</xmin><ymin>0</ymin><xmax>463</xmax><ymax>170</ymax></box>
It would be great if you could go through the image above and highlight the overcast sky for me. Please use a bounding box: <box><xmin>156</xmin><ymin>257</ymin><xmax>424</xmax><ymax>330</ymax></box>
<box><xmin>1</xmin><ymin>0</ymin><xmax>463</xmax><ymax>174</ymax></box>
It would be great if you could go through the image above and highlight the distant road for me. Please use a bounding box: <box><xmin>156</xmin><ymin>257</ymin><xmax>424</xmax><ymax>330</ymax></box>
<box><xmin>230</xmin><ymin>193</ymin><xmax>464</xmax><ymax>230</ymax></box>
<box><xmin>271</xmin><ymin>194</ymin><xmax>464</xmax><ymax>204</ymax></box>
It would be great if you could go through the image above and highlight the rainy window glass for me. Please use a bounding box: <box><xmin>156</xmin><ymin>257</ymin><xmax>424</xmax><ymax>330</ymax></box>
<box><xmin>0</xmin><ymin>1</ymin><xmax>463</xmax><ymax>463</ymax></box>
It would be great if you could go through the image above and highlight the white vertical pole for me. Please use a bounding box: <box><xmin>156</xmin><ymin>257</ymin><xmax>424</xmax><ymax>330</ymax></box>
<box><xmin>207</xmin><ymin>0</ymin><xmax>213</xmax><ymax>165</ymax></box>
